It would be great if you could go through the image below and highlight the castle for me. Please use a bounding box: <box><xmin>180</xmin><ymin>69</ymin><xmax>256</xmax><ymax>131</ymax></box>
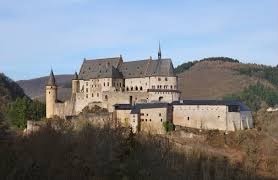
<box><xmin>46</xmin><ymin>47</ymin><xmax>253</xmax><ymax>133</ymax></box>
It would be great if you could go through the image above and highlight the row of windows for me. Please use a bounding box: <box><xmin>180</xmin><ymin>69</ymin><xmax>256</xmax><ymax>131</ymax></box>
<box><xmin>141</xmin><ymin>113</ymin><xmax>162</xmax><ymax>117</ymax></box>
<box><xmin>141</xmin><ymin>119</ymin><xmax>163</xmax><ymax>122</ymax></box>
<box><xmin>85</xmin><ymin>93</ymin><xmax>100</xmax><ymax>98</ymax></box>
<box><xmin>151</xmin><ymin>85</ymin><xmax>176</xmax><ymax>89</ymax></box>
<box><xmin>126</xmin><ymin>86</ymin><xmax>143</xmax><ymax>91</ymax></box>
<box><xmin>154</xmin><ymin>92</ymin><xmax>175</xmax><ymax>95</ymax></box>
<box><xmin>158</xmin><ymin>77</ymin><xmax>168</xmax><ymax>81</ymax></box>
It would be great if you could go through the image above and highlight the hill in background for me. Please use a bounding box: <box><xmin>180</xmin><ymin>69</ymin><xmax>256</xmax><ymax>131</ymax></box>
<box><xmin>0</xmin><ymin>73</ymin><xmax>26</xmax><ymax>113</ymax></box>
<box><xmin>17</xmin><ymin>75</ymin><xmax>73</xmax><ymax>101</ymax></box>
<box><xmin>178</xmin><ymin>59</ymin><xmax>276</xmax><ymax>100</ymax></box>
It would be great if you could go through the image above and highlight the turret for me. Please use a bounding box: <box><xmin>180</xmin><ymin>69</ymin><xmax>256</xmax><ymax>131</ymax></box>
<box><xmin>46</xmin><ymin>69</ymin><xmax>57</xmax><ymax>118</ymax></box>
<box><xmin>72</xmin><ymin>72</ymin><xmax>80</xmax><ymax>98</ymax></box>
<box><xmin>158</xmin><ymin>42</ymin><xmax>162</xmax><ymax>60</ymax></box>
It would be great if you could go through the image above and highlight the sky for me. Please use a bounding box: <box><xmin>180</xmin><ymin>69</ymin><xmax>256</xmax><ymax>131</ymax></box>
<box><xmin>0</xmin><ymin>0</ymin><xmax>277</xmax><ymax>80</ymax></box>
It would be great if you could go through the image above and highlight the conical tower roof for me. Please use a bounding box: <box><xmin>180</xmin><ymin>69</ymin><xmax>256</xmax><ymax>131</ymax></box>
<box><xmin>47</xmin><ymin>69</ymin><xmax>56</xmax><ymax>86</ymax></box>
<box><xmin>73</xmin><ymin>72</ymin><xmax>79</xmax><ymax>80</ymax></box>
<box><xmin>158</xmin><ymin>42</ymin><xmax>162</xmax><ymax>60</ymax></box>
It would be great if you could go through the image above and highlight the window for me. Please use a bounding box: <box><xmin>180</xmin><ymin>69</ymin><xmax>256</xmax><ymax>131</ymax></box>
<box><xmin>146</xmin><ymin>114</ymin><xmax>148</xmax><ymax>116</ymax></box>
<box><xmin>86</xmin><ymin>82</ymin><xmax>88</xmax><ymax>86</ymax></box>
<box><xmin>159</xmin><ymin>113</ymin><xmax>161</xmax><ymax>117</ymax></box>
<box><xmin>126</xmin><ymin>87</ymin><xmax>129</xmax><ymax>91</ymax></box>
<box><xmin>107</xmin><ymin>82</ymin><xmax>109</xmax><ymax>86</ymax></box>
<box><xmin>149</xmin><ymin>119</ymin><xmax>152</xmax><ymax>122</ymax></box>
<box><xmin>97</xmin><ymin>93</ymin><xmax>99</xmax><ymax>97</ymax></box>
<box><xmin>218</xmin><ymin>116</ymin><xmax>220</xmax><ymax>119</ymax></box>
<box><xmin>157</xmin><ymin>85</ymin><xmax>160</xmax><ymax>89</ymax></box>
<box><xmin>92</xmin><ymin>93</ymin><xmax>94</xmax><ymax>97</ymax></box>
<box><xmin>105</xmin><ymin>95</ymin><xmax>108</xmax><ymax>100</ymax></box>
<box><xmin>103</xmin><ymin>82</ymin><xmax>105</xmax><ymax>86</ymax></box>
<box><xmin>161</xmin><ymin>119</ymin><xmax>163</xmax><ymax>122</ymax></box>
<box><xmin>135</xmin><ymin>86</ymin><xmax>138</xmax><ymax>91</ymax></box>
<box><xmin>119</xmin><ymin>83</ymin><xmax>121</xmax><ymax>87</ymax></box>
<box><xmin>158</xmin><ymin>77</ymin><xmax>161</xmax><ymax>81</ymax></box>
<box><xmin>86</xmin><ymin>94</ymin><xmax>88</xmax><ymax>98</ymax></box>
<box><xmin>131</xmin><ymin>87</ymin><xmax>133</xmax><ymax>91</ymax></box>
<box><xmin>165</xmin><ymin>77</ymin><xmax>168</xmax><ymax>81</ymax></box>
<box><xmin>170</xmin><ymin>85</ymin><xmax>173</xmax><ymax>89</ymax></box>
<box><xmin>187</xmin><ymin>117</ymin><xmax>190</xmax><ymax>121</ymax></box>
<box><xmin>140</xmin><ymin>87</ymin><xmax>143</xmax><ymax>91</ymax></box>
<box><xmin>86</xmin><ymin>88</ymin><xmax>88</xmax><ymax>93</ymax></box>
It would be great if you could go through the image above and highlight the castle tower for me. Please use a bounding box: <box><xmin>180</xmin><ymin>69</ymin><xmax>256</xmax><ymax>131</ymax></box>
<box><xmin>46</xmin><ymin>69</ymin><xmax>57</xmax><ymax>118</ymax></box>
<box><xmin>72</xmin><ymin>72</ymin><xmax>80</xmax><ymax>98</ymax></box>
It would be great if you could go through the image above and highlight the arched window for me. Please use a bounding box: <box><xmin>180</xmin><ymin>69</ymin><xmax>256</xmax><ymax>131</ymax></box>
<box><xmin>170</xmin><ymin>85</ymin><xmax>173</xmax><ymax>89</ymax></box>
<box><xmin>140</xmin><ymin>86</ymin><xmax>143</xmax><ymax>91</ymax></box>
<box><xmin>105</xmin><ymin>95</ymin><xmax>108</xmax><ymax>100</ymax></box>
<box><xmin>131</xmin><ymin>87</ymin><xmax>133</xmax><ymax>91</ymax></box>
<box><xmin>92</xmin><ymin>93</ymin><xmax>94</xmax><ymax>97</ymax></box>
<box><xmin>159</xmin><ymin>96</ymin><xmax>163</xmax><ymax>102</ymax></box>
<box><xmin>126</xmin><ymin>87</ymin><xmax>129</xmax><ymax>91</ymax></box>
<box><xmin>103</xmin><ymin>82</ymin><xmax>105</xmax><ymax>86</ymax></box>
<box><xmin>135</xmin><ymin>86</ymin><xmax>138</xmax><ymax>91</ymax></box>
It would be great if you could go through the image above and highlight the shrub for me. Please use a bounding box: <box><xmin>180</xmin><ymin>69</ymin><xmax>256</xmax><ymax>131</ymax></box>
<box><xmin>163</xmin><ymin>121</ymin><xmax>175</xmax><ymax>132</ymax></box>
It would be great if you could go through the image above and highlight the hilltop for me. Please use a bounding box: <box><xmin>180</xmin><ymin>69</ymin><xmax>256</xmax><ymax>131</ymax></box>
<box><xmin>178</xmin><ymin>58</ymin><xmax>277</xmax><ymax>100</ymax></box>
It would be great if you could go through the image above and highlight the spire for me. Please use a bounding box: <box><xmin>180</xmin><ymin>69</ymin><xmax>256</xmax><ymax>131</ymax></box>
<box><xmin>158</xmin><ymin>42</ymin><xmax>162</xmax><ymax>60</ymax></box>
<box><xmin>47</xmin><ymin>69</ymin><xmax>56</xmax><ymax>86</ymax></box>
<box><xmin>73</xmin><ymin>71</ymin><xmax>79</xmax><ymax>80</ymax></box>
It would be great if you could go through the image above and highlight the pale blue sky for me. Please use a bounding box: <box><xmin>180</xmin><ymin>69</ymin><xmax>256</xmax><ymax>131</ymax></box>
<box><xmin>0</xmin><ymin>0</ymin><xmax>277</xmax><ymax>80</ymax></box>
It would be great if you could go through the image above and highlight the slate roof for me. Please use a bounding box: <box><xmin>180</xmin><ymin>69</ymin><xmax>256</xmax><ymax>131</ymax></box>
<box><xmin>114</xmin><ymin>104</ymin><xmax>133</xmax><ymax>110</ymax></box>
<box><xmin>172</xmin><ymin>100</ymin><xmax>251</xmax><ymax>111</ymax></box>
<box><xmin>115</xmin><ymin>103</ymin><xmax>171</xmax><ymax>114</ymax></box>
<box><xmin>79</xmin><ymin>57</ymin><xmax>123</xmax><ymax>79</ymax></box>
<box><xmin>78</xmin><ymin>57</ymin><xmax>175</xmax><ymax>80</ymax></box>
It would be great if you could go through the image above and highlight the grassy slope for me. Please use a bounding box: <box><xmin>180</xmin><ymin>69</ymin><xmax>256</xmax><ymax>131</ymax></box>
<box><xmin>178</xmin><ymin>60</ymin><xmax>276</xmax><ymax>99</ymax></box>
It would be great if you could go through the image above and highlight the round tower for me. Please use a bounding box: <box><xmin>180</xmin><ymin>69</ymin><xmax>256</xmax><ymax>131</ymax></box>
<box><xmin>46</xmin><ymin>69</ymin><xmax>57</xmax><ymax>118</ymax></box>
<box><xmin>72</xmin><ymin>72</ymin><xmax>80</xmax><ymax>97</ymax></box>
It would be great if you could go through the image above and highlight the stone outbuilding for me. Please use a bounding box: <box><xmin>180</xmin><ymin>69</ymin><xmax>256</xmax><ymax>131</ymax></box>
<box><xmin>172</xmin><ymin>100</ymin><xmax>253</xmax><ymax>131</ymax></box>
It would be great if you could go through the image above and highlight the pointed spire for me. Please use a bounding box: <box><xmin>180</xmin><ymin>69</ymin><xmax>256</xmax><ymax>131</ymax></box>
<box><xmin>73</xmin><ymin>71</ymin><xmax>78</xmax><ymax>80</ymax></box>
<box><xmin>158</xmin><ymin>41</ymin><xmax>162</xmax><ymax>60</ymax></box>
<box><xmin>47</xmin><ymin>69</ymin><xmax>56</xmax><ymax>86</ymax></box>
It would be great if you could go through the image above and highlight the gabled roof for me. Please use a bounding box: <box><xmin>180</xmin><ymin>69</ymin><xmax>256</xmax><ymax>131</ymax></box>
<box><xmin>79</xmin><ymin>57</ymin><xmax>122</xmax><ymax>79</ymax></box>
<box><xmin>78</xmin><ymin>56</ymin><xmax>175</xmax><ymax>80</ymax></box>
<box><xmin>172</xmin><ymin>100</ymin><xmax>251</xmax><ymax>111</ymax></box>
